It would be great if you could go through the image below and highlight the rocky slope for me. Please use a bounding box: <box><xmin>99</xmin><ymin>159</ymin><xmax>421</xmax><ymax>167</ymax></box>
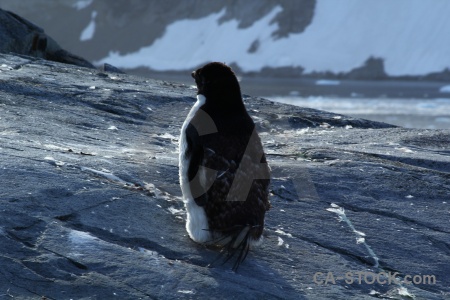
<box><xmin>0</xmin><ymin>53</ymin><xmax>449</xmax><ymax>299</ymax></box>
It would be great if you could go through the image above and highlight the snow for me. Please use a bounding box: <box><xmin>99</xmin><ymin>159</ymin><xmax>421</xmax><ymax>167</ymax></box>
<box><xmin>177</xmin><ymin>290</ymin><xmax>196</xmax><ymax>295</ymax></box>
<box><xmin>96</xmin><ymin>7</ymin><xmax>282</xmax><ymax>71</ymax></box>
<box><xmin>80</xmin><ymin>11</ymin><xmax>97</xmax><ymax>41</ymax></box>
<box><xmin>96</xmin><ymin>0</ymin><xmax>450</xmax><ymax>76</ymax></box>
<box><xmin>167</xmin><ymin>206</ymin><xmax>184</xmax><ymax>215</ymax></box>
<box><xmin>439</xmin><ymin>85</ymin><xmax>450</xmax><ymax>93</ymax></box>
<box><xmin>73</xmin><ymin>0</ymin><xmax>93</xmax><ymax>10</ymax></box>
<box><xmin>275</xmin><ymin>229</ymin><xmax>293</xmax><ymax>238</ymax></box>
<box><xmin>277</xmin><ymin>236</ymin><xmax>284</xmax><ymax>246</ymax></box>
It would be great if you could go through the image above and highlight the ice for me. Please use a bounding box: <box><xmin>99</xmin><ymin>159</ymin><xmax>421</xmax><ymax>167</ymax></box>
<box><xmin>315</xmin><ymin>80</ymin><xmax>340</xmax><ymax>86</ymax></box>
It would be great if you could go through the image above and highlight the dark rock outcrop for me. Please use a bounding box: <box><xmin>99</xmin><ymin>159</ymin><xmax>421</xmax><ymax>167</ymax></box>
<box><xmin>0</xmin><ymin>8</ymin><xmax>95</xmax><ymax>69</ymax></box>
<box><xmin>344</xmin><ymin>57</ymin><xmax>388</xmax><ymax>80</ymax></box>
<box><xmin>0</xmin><ymin>53</ymin><xmax>449</xmax><ymax>299</ymax></box>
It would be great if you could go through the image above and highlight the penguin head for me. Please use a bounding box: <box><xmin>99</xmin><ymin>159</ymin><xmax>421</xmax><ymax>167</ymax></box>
<box><xmin>191</xmin><ymin>62</ymin><xmax>243</xmax><ymax>111</ymax></box>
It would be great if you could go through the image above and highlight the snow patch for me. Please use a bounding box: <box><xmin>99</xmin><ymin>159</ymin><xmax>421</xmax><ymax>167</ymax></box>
<box><xmin>439</xmin><ymin>85</ymin><xmax>450</xmax><ymax>93</ymax></box>
<box><xmin>167</xmin><ymin>206</ymin><xmax>184</xmax><ymax>215</ymax></box>
<box><xmin>80</xmin><ymin>11</ymin><xmax>97</xmax><ymax>41</ymax></box>
<box><xmin>275</xmin><ymin>228</ymin><xmax>293</xmax><ymax>238</ymax></box>
<box><xmin>277</xmin><ymin>236</ymin><xmax>284</xmax><ymax>246</ymax></box>
<box><xmin>396</xmin><ymin>147</ymin><xmax>414</xmax><ymax>153</ymax></box>
<box><xmin>154</xmin><ymin>133</ymin><xmax>177</xmax><ymax>140</ymax></box>
<box><xmin>397</xmin><ymin>287</ymin><xmax>415</xmax><ymax>298</ymax></box>
<box><xmin>177</xmin><ymin>290</ymin><xmax>196</xmax><ymax>295</ymax></box>
<box><xmin>73</xmin><ymin>0</ymin><xmax>93</xmax><ymax>10</ymax></box>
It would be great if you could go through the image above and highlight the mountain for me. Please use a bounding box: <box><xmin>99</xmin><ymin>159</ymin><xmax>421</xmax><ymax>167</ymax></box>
<box><xmin>1</xmin><ymin>0</ymin><xmax>450</xmax><ymax>79</ymax></box>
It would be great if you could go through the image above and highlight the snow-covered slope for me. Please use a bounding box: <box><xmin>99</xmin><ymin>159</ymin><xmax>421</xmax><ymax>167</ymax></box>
<box><xmin>95</xmin><ymin>0</ymin><xmax>450</xmax><ymax>76</ymax></box>
<box><xmin>2</xmin><ymin>0</ymin><xmax>450</xmax><ymax>77</ymax></box>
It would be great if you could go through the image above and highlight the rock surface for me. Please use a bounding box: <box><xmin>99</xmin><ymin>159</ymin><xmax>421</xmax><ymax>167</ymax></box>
<box><xmin>0</xmin><ymin>53</ymin><xmax>449</xmax><ymax>299</ymax></box>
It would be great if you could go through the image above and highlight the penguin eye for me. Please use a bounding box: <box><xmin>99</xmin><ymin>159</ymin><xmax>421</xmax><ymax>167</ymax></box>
<box><xmin>194</xmin><ymin>70</ymin><xmax>209</xmax><ymax>85</ymax></box>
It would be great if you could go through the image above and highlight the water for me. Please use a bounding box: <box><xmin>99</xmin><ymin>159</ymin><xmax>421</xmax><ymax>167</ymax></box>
<box><xmin>268</xmin><ymin>96</ymin><xmax>450</xmax><ymax>129</ymax></box>
<box><xmin>123</xmin><ymin>72</ymin><xmax>450</xmax><ymax>129</ymax></box>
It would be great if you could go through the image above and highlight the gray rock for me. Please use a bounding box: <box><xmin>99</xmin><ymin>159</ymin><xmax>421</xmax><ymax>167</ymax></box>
<box><xmin>0</xmin><ymin>8</ymin><xmax>95</xmax><ymax>69</ymax></box>
<box><xmin>100</xmin><ymin>63</ymin><xmax>125</xmax><ymax>74</ymax></box>
<box><xmin>0</xmin><ymin>53</ymin><xmax>449</xmax><ymax>299</ymax></box>
<box><xmin>344</xmin><ymin>57</ymin><xmax>388</xmax><ymax>80</ymax></box>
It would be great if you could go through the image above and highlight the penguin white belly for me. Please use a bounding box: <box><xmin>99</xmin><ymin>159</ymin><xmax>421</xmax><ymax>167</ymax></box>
<box><xmin>179</xmin><ymin>95</ymin><xmax>211</xmax><ymax>243</ymax></box>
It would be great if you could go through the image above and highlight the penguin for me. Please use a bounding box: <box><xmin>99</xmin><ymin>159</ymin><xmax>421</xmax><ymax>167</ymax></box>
<box><xmin>179</xmin><ymin>62</ymin><xmax>270</xmax><ymax>270</ymax></box>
